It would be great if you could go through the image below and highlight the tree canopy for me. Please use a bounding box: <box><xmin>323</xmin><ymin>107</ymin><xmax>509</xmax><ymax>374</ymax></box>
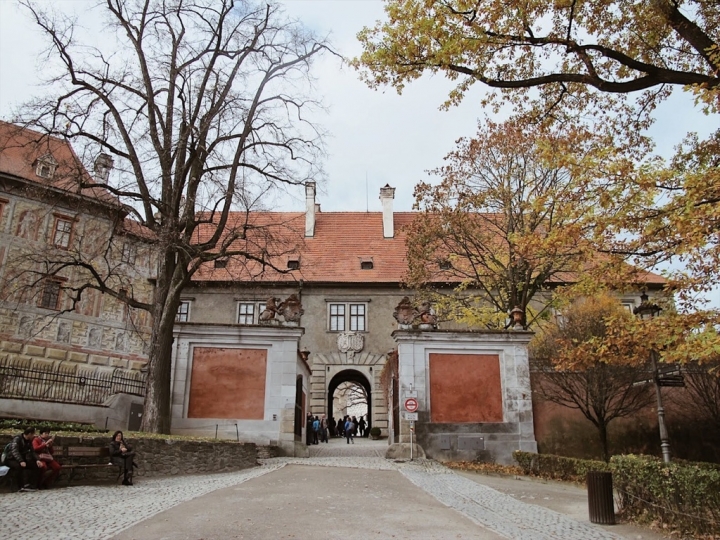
<box><xmin>357</xmin><ymin>0</ymin><xmax>720</xmax><ymax>336</ymax></box>
<box><xmin>405</xmin><ymin>119</ymin><xmax>638</xmax><ymax>328</ymax></box>
<box><xmin>355</xmin><ymin>1</ymin><xmax>719</xmax><ymax>125</ymax></box>
<box><xmin>16</xmin><ymin>0</ymin><xmax>330</xmax><ymax>432</ymax></box>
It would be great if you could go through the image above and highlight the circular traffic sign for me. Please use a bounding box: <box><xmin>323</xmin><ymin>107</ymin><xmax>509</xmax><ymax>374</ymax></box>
<box><xmin>404</xmin><ymin>397</ymin><xmax>419</xmax><ymax>413</ymax></box>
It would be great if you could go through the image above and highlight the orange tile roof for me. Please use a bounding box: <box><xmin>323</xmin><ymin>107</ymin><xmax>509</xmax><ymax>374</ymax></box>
<box><xmin>190</xmin><ymin>210</ymin><xmax>665</xmax><ymax>286</ymax></box>
<box><xmin>192</xmin><ymin>211</ymin><xmax>415</xmax><ymax>283</ymax></box>
<box><xmin>0</xmin><ymin>121</ymin><xmax>119</xmax><ymax>206</ymax></box>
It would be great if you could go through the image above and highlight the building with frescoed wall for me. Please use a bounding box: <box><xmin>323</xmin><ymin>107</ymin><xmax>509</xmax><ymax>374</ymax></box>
<box><xmin>0</xmin><ymin>121</ymin><xmax>153</xmax><ymax>426</ymax></box>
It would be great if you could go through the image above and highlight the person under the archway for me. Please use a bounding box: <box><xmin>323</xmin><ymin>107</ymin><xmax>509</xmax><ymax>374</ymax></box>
<box><xmin>319</xmin><ymin>415</ymin><xmax>328</xmax><ymax>443</ymax></box>
<box><xmin>345</xmin><ymin>417</ymin><xmax>355</xmax><ymax>444</ymax></box>
<box><xmin>305</xmin><ymin>413</ymin><xmax>313</xmax><ymax>446</ymax></box>
<box><xmin>358</xmin><ymin>416</ymin><xmax>366</xmax><ymax>438</ymax></box>
<box><xmin>311</xmin><ymin>416</ymin><xmax>320</xmax><ymax>445</ymax></box>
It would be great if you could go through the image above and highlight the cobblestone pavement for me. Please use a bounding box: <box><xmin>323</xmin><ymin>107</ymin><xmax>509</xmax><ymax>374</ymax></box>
<box><xmin>0</xmin><ymin>456</ymin><xmax>628</xmax><ymax>540</ymax></box>
<box><xmin>307</xmin><ymin>434</ymin><xmax>388</xmax><ymax>457</ymax></box>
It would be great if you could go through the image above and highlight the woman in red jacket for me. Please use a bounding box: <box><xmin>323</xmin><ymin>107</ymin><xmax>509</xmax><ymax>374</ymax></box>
<box><xmin>32</xmin><ymin>428</ymin><xmax>61</xmax><ymax>489</ymax></box>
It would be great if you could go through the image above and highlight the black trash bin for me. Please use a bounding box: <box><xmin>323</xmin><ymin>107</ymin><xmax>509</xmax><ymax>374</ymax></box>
<box><xmin>587</xmin><ymin>471</ymin><xmax>615</xmax><ymax>525</ymax></box>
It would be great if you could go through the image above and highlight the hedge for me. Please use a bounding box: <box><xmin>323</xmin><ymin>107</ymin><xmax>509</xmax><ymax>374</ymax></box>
<box><xmin>611</xmin><ymin>454</ymin><xmax>720</xmax><ymax>538</ymax></box>
<box><xmin>513</xmin><ymin>450</ymin><xmax>610</xmax><ymax>483</ymax></box>
<box><xmin>513</xmin><ymin>451</ymin><xmax>720</xmax><ymax>537</ymax></box>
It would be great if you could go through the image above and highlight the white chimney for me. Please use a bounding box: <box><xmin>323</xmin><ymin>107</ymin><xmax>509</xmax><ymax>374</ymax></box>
<box><xmin>380</xmin><ymin>184</ymin><xmax>395</xmax><ymax>238</ymax></box>
<box><xmin>305</xmin><ymin>182</ymin><xmax>316</xmax><ymax>237</ymax></box>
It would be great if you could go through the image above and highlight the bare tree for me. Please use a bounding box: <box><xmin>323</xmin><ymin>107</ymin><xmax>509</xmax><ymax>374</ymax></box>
<box><xmin>678</xmin><ymin>363</ymin><xmax>720</xmax><ymax>438</ymax></box>
<box><xmin>13</xmin><ymin>0</ymin><xmax>331</xmax><ymax>432</ymax></box>
<box><xmin>335</xmin><ymin>381</ymin><xmax>368</xmax><ymax>411</ymax></box>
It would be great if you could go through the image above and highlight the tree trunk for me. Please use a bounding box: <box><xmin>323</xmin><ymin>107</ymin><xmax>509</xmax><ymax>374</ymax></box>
<box><xmin>140</xmin><ymin>250</ymin><xmax>183</xmax><ymax>434</ymax></box>
<box><xmin>598</xmin><ymin>422</ymin><xmax>610</xmax><ymax>462</ymax></box>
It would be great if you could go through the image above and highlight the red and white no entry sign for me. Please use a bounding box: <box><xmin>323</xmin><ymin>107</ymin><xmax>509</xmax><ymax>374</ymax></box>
<box><xmin>404</xmin><ymin>397</ymin><xmax>419</xmax><ymax>413</ymax></box>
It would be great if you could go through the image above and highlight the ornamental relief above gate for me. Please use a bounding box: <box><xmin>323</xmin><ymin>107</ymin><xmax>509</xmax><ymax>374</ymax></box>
<box><xmin>337</xmin><ymin>331</ymin><xmax>364</xmax><ymax>363</ymax></box>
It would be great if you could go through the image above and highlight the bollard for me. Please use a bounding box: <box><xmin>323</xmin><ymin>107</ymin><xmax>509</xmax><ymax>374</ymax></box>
<box><xmin>587</xmin><ymin>471</ymin><xmax>616</xmax><ymax>525</ymax></box>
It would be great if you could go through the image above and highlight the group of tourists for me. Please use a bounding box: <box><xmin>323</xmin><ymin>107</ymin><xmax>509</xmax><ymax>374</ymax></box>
<box><xmin>0</xmin><ymin>427</ymin><xmax>61</xmax><ymax>492</ymax></box>
<box><xmin>0</xmin><ymin>426</ymin><xmax>137</xmax><ymax>491</ymax></box>
<box><xmin>305</xmin><ymin>413</ymin><xmax>369</xmax><ymax>445</ymax></box>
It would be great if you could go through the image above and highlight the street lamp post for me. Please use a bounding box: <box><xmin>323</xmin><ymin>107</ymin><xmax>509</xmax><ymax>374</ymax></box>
<box><xmin>633</xmin><ymin>293</ymin><xmax>671</xmax><ymax>463</ymax></box>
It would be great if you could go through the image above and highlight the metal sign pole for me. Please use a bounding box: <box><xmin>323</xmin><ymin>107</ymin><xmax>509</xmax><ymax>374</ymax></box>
<box><xmin>410</xmin><ymin>421</ymin><xmax>414</xmax><ymax>461</ymax></box>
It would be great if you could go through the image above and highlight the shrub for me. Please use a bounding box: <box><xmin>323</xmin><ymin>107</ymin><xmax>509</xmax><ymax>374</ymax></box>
<box><xmin>0</xmin><ymin>418</ymin><xmax>105</xmax><ymax>433</ymax></box>
<box><xmin>369</xmin><ymin>426</ymin><xmax>381</xmax><ymax>437</ymax></box>
<box><xmin>513</xmin><ymin>451</ymin><xmax>720</xmax><ymax>537</ymax></box>
<box><xmin>513</xmin><ymin>450</ymin><xmax>609</xmax><ymax>483</ymax></box>
<box><xmin>611</xmin><ymin>454</ymin><xmax>720</xmax><ymax>538</ymax></box>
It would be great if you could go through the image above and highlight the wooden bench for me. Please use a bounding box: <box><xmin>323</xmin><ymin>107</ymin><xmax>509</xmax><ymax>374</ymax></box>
<box><xmin>55</xmin><ymin>446</ymin><xmax>125</xmax><ymax>485</ymax></box>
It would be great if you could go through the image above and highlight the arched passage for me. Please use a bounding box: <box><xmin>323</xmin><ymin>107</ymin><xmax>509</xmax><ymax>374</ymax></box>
<box><xmin>327</xmin><ymin>369</ymin><xmax>372</xmax><ymax>432</ymax></box>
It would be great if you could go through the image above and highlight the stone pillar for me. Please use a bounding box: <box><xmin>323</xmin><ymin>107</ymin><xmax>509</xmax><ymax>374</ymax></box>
<box><xmin>391</xmin><ymin>330</ymin><xmax>537</xmax><ymax>464</ymax></box>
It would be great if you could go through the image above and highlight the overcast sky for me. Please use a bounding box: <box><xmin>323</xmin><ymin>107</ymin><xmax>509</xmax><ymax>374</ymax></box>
<box><xmin>3</xmin><ymin>0</ymin><xmax>713</xmax><ymax>215</ymax></box>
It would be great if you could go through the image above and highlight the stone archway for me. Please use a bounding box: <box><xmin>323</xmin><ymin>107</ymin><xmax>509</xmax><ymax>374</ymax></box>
<box><xmin>327</xmin><ymin>369</ymin><xmax>372</xmax><ymax>432</ymax></box>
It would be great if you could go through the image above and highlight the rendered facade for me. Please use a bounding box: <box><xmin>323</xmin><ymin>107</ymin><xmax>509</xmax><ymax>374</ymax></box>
<box><xmin>0</xmin><ymin>121</ymin><xmax>152</xmax><ymax>412</ymax></box>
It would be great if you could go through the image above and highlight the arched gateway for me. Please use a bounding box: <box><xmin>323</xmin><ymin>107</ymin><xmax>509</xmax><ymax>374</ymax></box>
<box><xmin>327</xmin><ymin>369</ymin><xmax>372</xmax><ymax>426</ymax></box>
<box><xmin>308</xmin><ymin>352</ymin><xmax>388</xmax><ymax>436</ymax></box>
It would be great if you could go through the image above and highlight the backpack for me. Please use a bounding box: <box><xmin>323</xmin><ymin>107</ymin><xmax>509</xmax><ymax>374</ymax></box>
<box><xmin>312</xmin><ymin>419</ymin><xmax>320</xmax><ymax>432</ymax></box>
<box><xmin>1</xmin><ymin>442</ymin><xmax>11</xmax><ymax>465</ymax></box>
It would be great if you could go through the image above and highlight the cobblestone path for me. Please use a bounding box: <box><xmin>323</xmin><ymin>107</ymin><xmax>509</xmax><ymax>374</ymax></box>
<box><xmin>0</xmin><ymin>456</ymin><xmax>627</xmax><ymax>540</ymax></box>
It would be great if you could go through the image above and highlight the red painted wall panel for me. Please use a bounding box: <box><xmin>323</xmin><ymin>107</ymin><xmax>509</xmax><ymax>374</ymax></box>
<box><xmin>429</xmin><ymin>353</ymin><xmax>503</xmax><ymax>423</ymax></box>
<box><xmin>188</xmin><ymin>347</ymin><xmax>267</xmax><ymax>419</ymax></box>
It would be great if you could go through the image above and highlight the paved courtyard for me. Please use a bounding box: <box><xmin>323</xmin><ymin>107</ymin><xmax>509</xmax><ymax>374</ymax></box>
<box><xmin>0</xmin><ymin>439</ymin><xmax>666</xmax><ymax>540</ymax></box>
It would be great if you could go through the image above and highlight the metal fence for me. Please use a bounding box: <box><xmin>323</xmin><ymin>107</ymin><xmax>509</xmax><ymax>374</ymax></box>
<box><xmin>0</xmin><ymin>356</ymin><xmax>146</xmax><ymax>406</ymax></box>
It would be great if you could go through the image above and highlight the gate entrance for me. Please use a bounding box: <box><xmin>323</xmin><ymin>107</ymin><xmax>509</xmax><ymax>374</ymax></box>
<box><xmin>327</xmin><ymin>369</ymin><xmax>372</xmax><ymax>432</ymax></box>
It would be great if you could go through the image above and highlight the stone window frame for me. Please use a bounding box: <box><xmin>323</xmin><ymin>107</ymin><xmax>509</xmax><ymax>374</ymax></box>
<box><xmin>326</xmin><ymin>301</ymin><xmax>369</xmax><ymax>333</ymax></box>
<box><xmin>51</xmin><ymin>213</ymin><xmax>75</xmax><ymax>249</ymax></box>
<box><xmin>0</xmin><ymin>198</ymin><xmax>8</xmax><ymax>230</ymax></box>
<box><xmin>39</xmin><ymin>276</ymin><xmax>65</xmax><ymax>310</ymax></box>
<box><xmin>176</xmin><ymin>300</ymin><xmax>191</xmax><ymax>322</ymax></box>
<box><xmin>35</xmin><ymin>154</ymin><xmax>58</xmax><ymax>179</ymax></box>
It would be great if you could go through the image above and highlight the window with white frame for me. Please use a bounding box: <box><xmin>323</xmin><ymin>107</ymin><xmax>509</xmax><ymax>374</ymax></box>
<box><xmin>328</xmin><ymin>302</ymin><xmax>368</xmax><ymax>332</ymax></box>
<box><xmin>349</xmin><ymin>304</ymin><xmax>366</xmax><ymax>331</ymax></box>
<box><xmin>237</xmin><ymin>302</ymin><xmax>256</xmax><ymax>324</ymax></box>
<box><xmin>176</xmin><ymin>300</ymin><xmax>190</xmax><ymax>322</ymax></box>
<box><xmin>53</xmin><ymin>217</ymin><xmax>73</xmax><ymax>248</ymax></box>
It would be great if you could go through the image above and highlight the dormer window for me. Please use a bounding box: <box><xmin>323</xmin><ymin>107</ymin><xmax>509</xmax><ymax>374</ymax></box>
<box><xmin>439</xmin><ymin>260</ymin><xmax>452</xmax><ymax>270</ymax></box>
<box><xmin>287</xmin><ymin>259</ymin><xmax>300</xmax><ymax>270</ymax></box>
<box><xmin>360</xmin><ymin>257</ymin><xmax>374</xmax><ymax>270</ymax></box>
<box><xmin>35</xmin><ymin>154</ymin><xmax>58</xmax><ymax>179</ymax></box>
<box><xmin>94</xmin><ymin>153</ymin><xmax>114</xmax><ymax>182</ymax></box>
<box><xmin>214</xmin><ymin>258</ymin><xmax>228</xmax><ymax>269</ymax></box>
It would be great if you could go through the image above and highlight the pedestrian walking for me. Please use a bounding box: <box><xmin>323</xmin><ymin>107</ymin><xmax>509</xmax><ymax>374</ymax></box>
<box><xmin>320</xmin><ymin>414</ymin><xmax>328</xmax><ymax>443</ymax></box>
<box><xmin>345</xmin><ymin>417</ymin><xmax>355</xmax><ymax>444</ymax></box>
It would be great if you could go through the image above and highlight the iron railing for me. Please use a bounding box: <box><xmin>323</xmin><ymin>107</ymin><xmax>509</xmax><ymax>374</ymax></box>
<box><xmin>0</xmin><ymin>356</ymin><xmax>145</xmax><ymax>406</ymax></box>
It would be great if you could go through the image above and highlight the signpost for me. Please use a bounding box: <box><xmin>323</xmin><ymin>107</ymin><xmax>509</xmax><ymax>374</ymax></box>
<box><xmin>404</xmin><ymin>398</ymin><xmax>419</xmax><ymax>460</ymax></box>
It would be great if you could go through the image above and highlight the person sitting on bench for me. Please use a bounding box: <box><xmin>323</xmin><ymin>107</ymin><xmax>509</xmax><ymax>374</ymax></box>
<box><xmin>32</xmin><ymin>428</ymin><xmax>61</xmax><ymax>489</ymax></box>
<box><xmin>109</xmin><ymin>431</ymin><xmax>136</xmax><ymax>486</ymax></box>
<box><xmin>5</xmin><ymin>427</ymin><xmax>43</xmax><ymax>491</ymax></box>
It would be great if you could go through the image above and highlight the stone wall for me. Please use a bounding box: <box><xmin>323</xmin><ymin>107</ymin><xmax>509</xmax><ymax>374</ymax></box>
<box><xmin>0</xmin><ymin>433</ymin><xmax>258</xmax><ymax>483</ymax></box>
